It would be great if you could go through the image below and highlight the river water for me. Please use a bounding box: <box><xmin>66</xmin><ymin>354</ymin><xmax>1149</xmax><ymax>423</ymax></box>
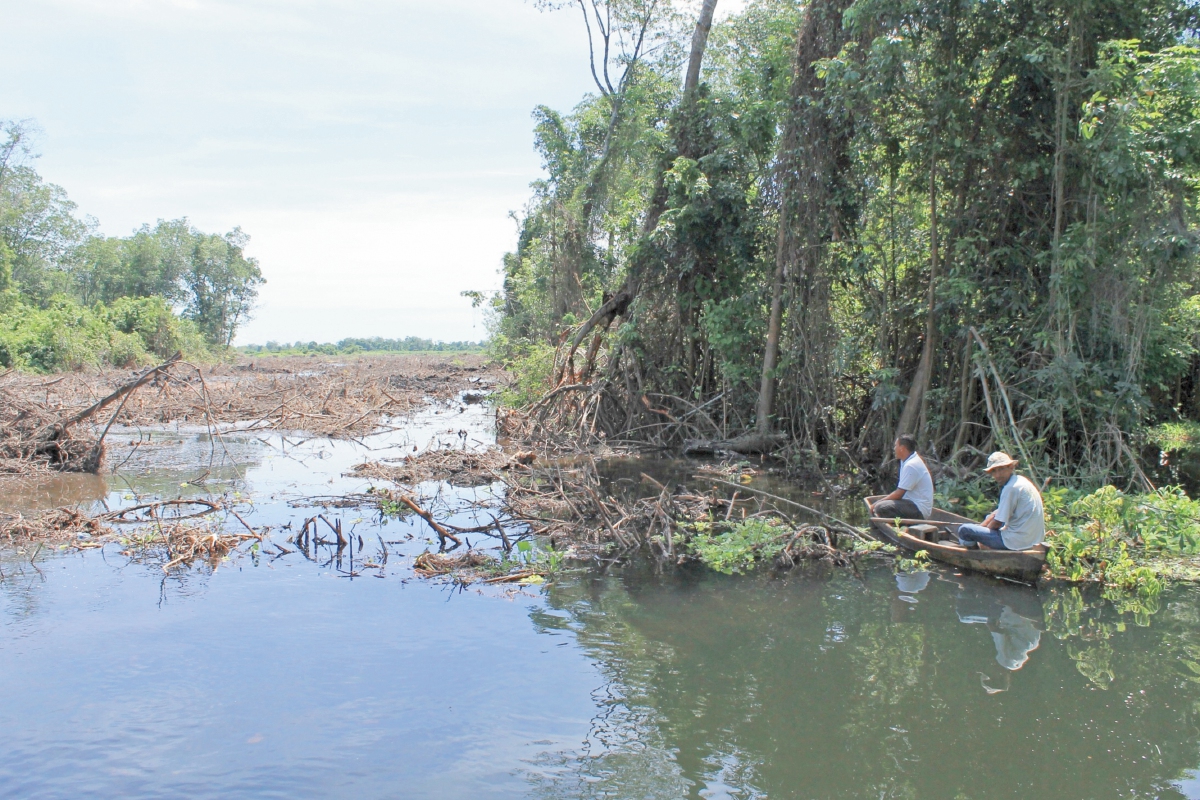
<box><xmin>3</xmin><ymin>401</ymin><xmax>1200</xmax><ymax>799</ymax></box>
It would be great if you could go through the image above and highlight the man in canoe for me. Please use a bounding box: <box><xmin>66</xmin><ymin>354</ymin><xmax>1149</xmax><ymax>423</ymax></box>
<box><xmin>956</xmin><ymin>452</ymin><xmax>1045</xmax><ymax>551</ymax></box>
<box><xmin>871</xmin><ymin>434</ymin><xmax>934</xmax><ymax>521</ymax></box>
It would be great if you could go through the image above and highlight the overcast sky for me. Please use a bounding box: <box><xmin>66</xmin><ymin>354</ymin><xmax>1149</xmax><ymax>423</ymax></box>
<box><xmin>1</xmin><ymin>0</ymin><xmax>745</xmax><ymax>344</ymax></box>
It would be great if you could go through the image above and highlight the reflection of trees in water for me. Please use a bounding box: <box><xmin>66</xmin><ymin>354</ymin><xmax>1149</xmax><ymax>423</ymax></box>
<box><xmin>524</xmin><ymin>581</ymin><xmax>691</xmax><ymax>799</ymax></box>
<box><xmin>528</xmin><ymin>566</ymin><xmax>1200</xmax><ymax>799</ymax></box>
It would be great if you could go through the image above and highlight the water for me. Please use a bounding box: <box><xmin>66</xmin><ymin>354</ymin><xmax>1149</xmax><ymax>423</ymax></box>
<box><xmin>4</xmin><ymin>404</ymin><xmax>1200</xmax><ymax>798</ymax></box>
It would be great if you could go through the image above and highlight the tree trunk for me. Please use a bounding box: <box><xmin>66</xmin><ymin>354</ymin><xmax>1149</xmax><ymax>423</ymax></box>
<box><xmin>756</xmin><ymin>217</ymin><xmax>790</xmax><ymax>435</ymax></box>
<box><xmin>553</xmin><ymin>0</ymin><xmax>719</xmax><ymax>378</ymax></box>
<box><xmin>684</xmin><ymin>0</ymin><xmax>719</xmax><ymax>96</ymax></box>
<box><xmin>897</xmin><ymin>154</ymin><xmax>939</xmax><ymax>439</ymax></box>
<box><xmin>754</xmin><ymin>0</ymin><xmax>855</xmax><ymax>436</ymax></box>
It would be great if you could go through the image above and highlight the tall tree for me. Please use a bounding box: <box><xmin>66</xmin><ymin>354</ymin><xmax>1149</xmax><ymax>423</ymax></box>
<box><xmin>755</xmin><ymin>0</ymin><xmax>855</xmax><ymax>437</ymax></box>
<box><xmin>182</xmin><ymin>228</ymin><xmax>264</xmax><ymax>347</ymax></box>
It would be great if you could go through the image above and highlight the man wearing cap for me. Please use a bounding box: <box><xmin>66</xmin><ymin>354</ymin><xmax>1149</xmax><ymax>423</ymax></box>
<box><xmin>871</xmin><ymin>434</ymin><xmax>934</xmax><ymax>521</ymax></box>
<box><xmin>956</xmin><ymin>452</ymin><xmax>1045</xmax><ymax>551</ymax></box>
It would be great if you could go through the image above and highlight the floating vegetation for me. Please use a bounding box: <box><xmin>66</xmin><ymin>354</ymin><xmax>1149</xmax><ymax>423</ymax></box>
<box><xmin>0</xmin><ymin>506</ymin><xmax>112</xmax><ymax>543</ymax></box>
<box><xmin>1040</xmin><ymin>485</ymin><xmax>1200</xmax><ymax>595</ymax></box>
<box><xmin>687</xmin><ymin>517</ymin><xmax>867</xmax><ymax>574</ymax></box>
<box><xmin>117</xmin><ymin>521</ymin><xmax>260</xmax><ymax>573</ymax></box>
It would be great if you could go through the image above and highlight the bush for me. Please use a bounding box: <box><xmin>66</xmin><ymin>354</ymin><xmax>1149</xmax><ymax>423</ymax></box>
<box><xmin>494</xmin><ymin>340</ymin><xmax>557</xmax><ymax>408</ymax></box>
<box><xmin>0</xmin><ymin>292</ymin><xmax>211</xmax><ymax>372</ymax></box>
<box><xmin>1043</xmin><ymin>485</ymin><xmax>1200</xmax><ymax>594</ymax></box>
<box><xmin>106</xmin><ymin>296</ymin><xmax>210</xmax><ymax>360</ymax></box>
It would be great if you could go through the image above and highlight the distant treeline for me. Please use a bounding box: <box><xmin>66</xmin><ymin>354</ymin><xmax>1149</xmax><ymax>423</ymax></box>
<box><xmin>241</xmin><ymin>337</ymin><xmax>484</xmax><ymax>356</ymax></box>
<box><xmin>0</xmin><ymin>120</ymin><xmax>264</xmax><ymax>371</ymax></box>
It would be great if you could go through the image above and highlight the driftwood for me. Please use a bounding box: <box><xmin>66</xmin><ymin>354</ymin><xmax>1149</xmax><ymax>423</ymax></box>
<box><xmin>59</xmin><ymin>352</ymin><xmax>182</xmax><ymax>433</ymax></box>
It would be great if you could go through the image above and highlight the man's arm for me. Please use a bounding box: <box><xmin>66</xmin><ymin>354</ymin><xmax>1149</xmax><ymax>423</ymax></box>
<box><xmin>879</xmin><ymin>488</ymin><xmax>907</xmax><ymax>502</ymax></box>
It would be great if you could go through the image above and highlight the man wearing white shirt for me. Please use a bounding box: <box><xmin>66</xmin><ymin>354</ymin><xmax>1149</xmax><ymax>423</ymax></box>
<box><xmin>872</xmin><ymin>434</ymin><xmax>934</xmax><ymax>520</ymax></box>
<box><xmin>956</xmin><ymin>452</ymin><xmax>1045</xmax><ymax>551</ymax></box>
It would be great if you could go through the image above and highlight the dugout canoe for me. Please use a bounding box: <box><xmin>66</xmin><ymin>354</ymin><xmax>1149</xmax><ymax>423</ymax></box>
<box><xmin>863</xmin><ymin>495</ymin><xmax>1047</xmax><ymax>583</ymax></box>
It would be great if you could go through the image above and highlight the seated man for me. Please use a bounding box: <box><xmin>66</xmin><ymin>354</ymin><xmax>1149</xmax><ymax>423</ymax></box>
<box><xmin>872</xmin><ymin>434</ymin><xmax>934</xmax><ymax>521</ymax></box>
<box><xmin>957</xmin><ymin>452</ymin><xmax>1045</xmax><ymax>551</ymax></box>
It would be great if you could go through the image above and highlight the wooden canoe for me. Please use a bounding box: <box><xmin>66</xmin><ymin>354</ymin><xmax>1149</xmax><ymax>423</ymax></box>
<box><xmin>863</xmin><ymin>495</ymin><xmax>1047</xmax><ymax>583</ymax></box>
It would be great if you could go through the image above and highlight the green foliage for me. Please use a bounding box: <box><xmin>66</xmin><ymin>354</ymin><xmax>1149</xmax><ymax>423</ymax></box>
<box><xmin>1148</xmin><ymin>421</ymin><xmax>1200</xmax><ymax>452</ymax></box>
<box><xmin>494</xmin><ymin>0</ymin><xmax>1200</xmax><ymax>484</ymax></box>
<box><xmin>1043</xmin><ymin>485</ymin><xmax>1200</xmax><ymax>594</ymax></box>
<box><xmin>0</xmin><ymin>119</ymin><xmax>264</xmax><ymax>369</ymax></box>
<box><xmin>0</xmin><ymin>293</ymin><xmax>215</xmax><ymax>373</ymax></box>
<box><xmin>494</xmin><ymin>340</ymin><xmax>557</xmax><ymax>408</ymax></box>
<box><xmin>689</xmin><ymin>518</ymin><xmax>789</xmax><ymax>574</ymax></box>
<box><xmin>0</xmin><ymin>292</ymin><xmax>210</xmax><ymax>371</ymax></box>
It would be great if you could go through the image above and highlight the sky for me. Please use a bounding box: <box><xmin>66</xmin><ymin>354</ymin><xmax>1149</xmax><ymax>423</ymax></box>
<box><xmin>0</xmin><ymin>0</ymin><xmax>746</xmax><ymax>344</ymax></box>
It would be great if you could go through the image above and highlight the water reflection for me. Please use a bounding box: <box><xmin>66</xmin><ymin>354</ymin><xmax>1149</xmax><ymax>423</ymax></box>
<box><xmin>955</xmin><ymin>581</ymin><xmax>1043</xmax><ymax>674</ymax></box>
<box><xmin>5</xmin><ymin>401</ymin><xmax>1200</xmax><ymax>797</ymax></box>
<box><xmin>0</xmin><ymin>472</ymin><xmax>108</xmax><ymax>514</ymax></box>
<box><xmin>535</xmin><ymin>566</ymin><xmax>1200</xmax><ymax>799</ymax></box>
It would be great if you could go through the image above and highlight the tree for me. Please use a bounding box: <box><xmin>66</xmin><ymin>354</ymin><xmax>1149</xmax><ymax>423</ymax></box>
<box><xmin>755</xmin><ymin>0</ymin><xmax>856</xmax><ymax>438</ymax></box>
<box><xmin>182</xmin><ymin>227</ymin><xmax>264</xmax><ymax>347</ymax></box>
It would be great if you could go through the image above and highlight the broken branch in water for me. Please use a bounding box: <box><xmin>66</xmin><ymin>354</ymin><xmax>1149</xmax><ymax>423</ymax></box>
<box><xmin>101</xmin><ymin>498</ymin><xmax>222</xmax><ymax>523</ymax></box>
<box><xmin>398</xmin><ymin>495</ymin><xmax>463</xmax><ymax>547</ymax></box>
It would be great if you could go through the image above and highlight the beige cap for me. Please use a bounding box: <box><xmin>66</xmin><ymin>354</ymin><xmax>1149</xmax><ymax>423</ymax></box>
<box><xmin>984</xmin><ymin>451</ymin><xmax>1018</xmax><ymax>472</ymax></box>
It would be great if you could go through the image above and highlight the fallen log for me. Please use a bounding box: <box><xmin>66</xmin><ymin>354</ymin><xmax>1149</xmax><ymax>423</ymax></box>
<box><xmin>683</xmin><ymin>431</ymin><xmax>788</xmax><ymax>456</ymax></box>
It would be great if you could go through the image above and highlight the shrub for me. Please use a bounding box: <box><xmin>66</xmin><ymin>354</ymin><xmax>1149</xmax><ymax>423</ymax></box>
<box><xmin>0</xmin><ymin>293</ymin><xmax>212</xmax><ymax>372</ymax></box>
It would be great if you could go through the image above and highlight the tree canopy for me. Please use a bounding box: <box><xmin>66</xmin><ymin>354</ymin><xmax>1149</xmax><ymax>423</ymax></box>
<box><xmin>0</xmin><ymin>120</ymin><xmax>264</xmax><ymax>369</ymax></box>
<box><xmin>495</xmin><ymin>0</ymin><xmax>1200</xmax><ymax>484</ymax></box>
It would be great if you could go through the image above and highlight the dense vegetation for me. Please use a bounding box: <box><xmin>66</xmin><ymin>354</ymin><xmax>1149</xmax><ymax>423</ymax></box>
<box><xmin>493</xmin><ymin>0</ymin><xmax>1200</xmax><ymax>489</ymax></box>
<box><xmin>0</xmin><ymin>120</ymin><xmax>263</xmax><ymax>371</ymax></box>
<box><xmin>240</xmin><ymin>337</ymin><xmax>484</xmax><ymax>357</ymax></box>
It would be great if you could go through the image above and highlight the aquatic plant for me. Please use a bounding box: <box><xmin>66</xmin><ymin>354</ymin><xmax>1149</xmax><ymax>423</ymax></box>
<box><xmin>689</xmin><ymin>518</ymin><xmax>789</xmax><ymax>574</ymax></box>
<box><xmin>1044</xmin><ymin>485</ymin><xmax>1200</xmax><ymax>594</ymax></box>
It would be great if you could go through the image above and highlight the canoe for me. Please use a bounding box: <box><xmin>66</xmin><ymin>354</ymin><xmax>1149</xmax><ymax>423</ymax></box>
<box><xmin>863</xmin><ymin>495</ymin><xmax>1047</xmax><ymax>583</ymax></box>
